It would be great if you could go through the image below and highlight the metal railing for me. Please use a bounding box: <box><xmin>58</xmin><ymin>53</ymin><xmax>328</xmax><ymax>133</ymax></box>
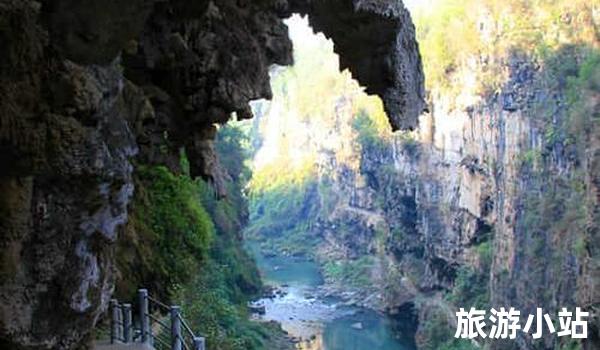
<box><xmin>109</xmin><ymin>288</ymin><xmax>205</xmax><ymax>350</ymax></box>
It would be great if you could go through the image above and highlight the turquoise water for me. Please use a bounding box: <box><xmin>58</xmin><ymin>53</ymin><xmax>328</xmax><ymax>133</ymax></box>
<box><xmin>249</xmin><ymin>244</ymin><xmax>416</xmax><ymax>350</ymax></box>
<box><xmin>254</xmin><ymin>253</ymin><xmax>323</xmax><ymax>288</ymax></box>
<box><xmin>322</xmin><ymin>309</ymin><xmax>415</xmax><ymax>350</ymax></box>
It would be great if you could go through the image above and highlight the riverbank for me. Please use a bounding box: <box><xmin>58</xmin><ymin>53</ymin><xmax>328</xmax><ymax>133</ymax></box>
<box><xmin>247</xmin><ymin>244</ymin><xmax>417</xmax><ymax>350</ymax></box>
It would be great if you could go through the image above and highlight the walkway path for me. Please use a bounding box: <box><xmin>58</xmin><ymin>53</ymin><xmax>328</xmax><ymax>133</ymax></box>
<box><xmin>94</xmin><ymin>341</ymin><xmax>154</xmax><ymax>350</ymax></box>
<box><xmin>101</xmin><ymin>288</ymin><xmax>205</xmax><ymax>350</ymax></box>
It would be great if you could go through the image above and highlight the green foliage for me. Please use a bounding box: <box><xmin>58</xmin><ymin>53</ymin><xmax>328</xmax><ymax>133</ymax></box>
<box><xmin>414</xmin><ymin>0</ymin><xmax>482</xmax><ymax>93</ymax></box>
<box><xmin>399</xmin><ymin>133</ymin><xmax>420</xmax><ymax>159</ymax></box>
<box><xmin>352</xmin><ymin>109</ymin><xmax>387</xmax><ymax>151</ymax></box>
<box><xmin>558</xmin><ymin>339</ymin><xmax>583</xmax><ymax>350</ymax></box>
<box><xmin>448</xmin><ymin>266</ymin><xmax>489</xmax><ymax>311</ymax></box>
<box><xmin>118</xmin><ymin>165</ymin><xmax>214</xmax><ymax>300</ymax></box>
<box><xmin>318</xmin><ymin>179</ymin><xmax>338</xmax><ymax>215</ymax></box>
<box><xmin>519</xmin><ymin>149</ymin><xmax>542</xmax><ymax>169</ymax></box>
<box><xmin>175</xmin><ymin>260</ymin><xmax>286</xmax><ymax>350</ymax></box>
<box><xmin>414</xmin><ymin>0</ymin><xmax>597</xmax><ymax>96</ymax></box>
<box><xmin>216</xmin><ymin>123</ymin><xmax>253</xmax><ymax>183</ymax></box>
<box><xmin>248</xmin><ymin>179</ymin><xmax>316</xmax><ymax>233</ymax></box>
<box><xmin>114</xmin><ymin>123</ymin><xmax>288</xmax><ymax>349</ymax></box>
<box><xmin>437</xmin><ymin>339</ymin><xmax>479</xmax><ymax>350</ymax></box>
<box><xmin>247</xmin><ymin>161</ymin><xmax>322</xmax><ymax>257</ymax></box>
<box><xmin>196</xmin><ymin>180</ymin><xmax>263</xmax><ymax>303</ymax></box>
<box><xmin>509</xmin><ymin>47</ymin><xmax>599</xmax><ymax>317</ymax></box>
<box><xmin>322</xmin><ymin>256</ymin><xmax>374</xmax><ymax>288</ymax></box>
<box><xmin>245</xmin><ymin>17</ymin><xmax>392</xmax><ymax>262</ymax></box>
<box><xmin>419</xmin><ymin>310</ymin><xmax>477</xmax><ymax>350</ymax></box>
<box><xmin>391</xmin><ymin>227</ymin><xmax>406</xmax><ymax>241</ymax></box>
<box><xmin>475</xmin><ymin>241</ymin><xmax>493</xmax><ymax>271</ymax></box>
<box><xmin>565</xmin><ymin>49</ymin><xmax>600</xmax><ymax>158</ymax></box>
<box><xmin>446</xmin><ymin>239</ymin><xmax>492</xmax><ymax>311</ymax></box>
<box><xmin>249</xmin><ymin>157</ymin><xmax>316</xmax><ymax>194</ymax></box>
<box><xmin>528</xmin><ymin>45</ymin><xmax>600</xmax><ymax>180</ymax></box>
<box><xmin>512</xmin><ymin>168</ymin><xmax>588</xmax><ymax>311</ymax></box>
<box><xmin>169</xmin><ymin>125</ymin><xmax>287</xmax><ymax>349</ymax></box>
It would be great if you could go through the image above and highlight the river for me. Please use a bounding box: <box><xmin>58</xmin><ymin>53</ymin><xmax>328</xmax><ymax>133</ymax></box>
<box><xmin>249</xmin><ymin>247</ymin><xmax>417</xmax><ymax>350</ymax></box>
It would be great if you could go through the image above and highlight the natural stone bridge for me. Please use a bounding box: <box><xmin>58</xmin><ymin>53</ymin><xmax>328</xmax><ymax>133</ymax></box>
<box><xmin>0</xmin><ymin>1</ymin><xmax>424</xmax><ymax>348</ymax></box>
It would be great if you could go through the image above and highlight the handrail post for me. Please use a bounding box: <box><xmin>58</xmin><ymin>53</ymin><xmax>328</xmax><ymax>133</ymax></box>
<box><xmin>123</xmin><ymin>303</ymin><xmax>132</xmax><ymax>343</ymax></box>
<box><xmin>139</xmin><ymin>289</ymin><xmax>149</xmax><ymax>343</ymax></box>
<box><xmin>118</xmin><ymin>305</ymin><xmax>124</xmax><ymax>341</ymax></box>
<box><xmin>171</xmin><ymin>306</ymin><xmax>182</xmax><ymax>350</ymax></box>
<box><xmin>110</xmin><ymin>299</ymin><xmax>119</xmax><ymax>344</ymax></box>
<box><xmin>193</xmin><ymin>337</ymin><xmax>206</xmax><ymax>350</ymax></box>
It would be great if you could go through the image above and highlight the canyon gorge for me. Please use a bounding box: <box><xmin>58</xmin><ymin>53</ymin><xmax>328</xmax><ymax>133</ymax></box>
<box><xmin>0</xmin><ymin>0</ymin><xmax>422</xmax><ymax>348</ymax></box>
<box><xmin>0</xmin><ymin>0</ymin><xmax>598</xmax><ymax>350</ymax></box>
<box><xmin>246</xmin><ymin>3</ymin><xmax>599</xmax><ymax>350</ymax></box>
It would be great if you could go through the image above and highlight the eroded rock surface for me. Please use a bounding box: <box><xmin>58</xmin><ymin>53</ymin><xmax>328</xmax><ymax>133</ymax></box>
<box><xmin>0</xmin><ymin>0</ymin><xmax>423</xmax><ymax>348</ymax></box>
<box><xmin>290</xmin><ymin>0</ymin><xmax>426</xmax><ymax>130</ymax></box>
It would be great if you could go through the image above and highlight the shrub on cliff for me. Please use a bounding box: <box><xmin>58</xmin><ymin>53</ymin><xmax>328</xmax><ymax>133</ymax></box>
<box><xmin>116</xmin><ymin>165</ymin><xmax>214</xmax><ymax>301</ymax></box>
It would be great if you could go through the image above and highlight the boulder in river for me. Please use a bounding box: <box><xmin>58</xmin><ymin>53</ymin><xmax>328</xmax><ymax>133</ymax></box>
<box><xmin>351</xmin><ymin>322</ymin><xmax>363</xmax><ymax>330</ymax></box>
<box><xmin>249</xmin><ymin>303</ymin><xmax>266</xmax><ymax>315</ymax></box>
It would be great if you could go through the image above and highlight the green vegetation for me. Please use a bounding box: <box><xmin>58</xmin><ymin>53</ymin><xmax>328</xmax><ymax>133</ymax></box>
<box><xmin>514</xmin><ymin>172</ymin><xmax>588</xmax><ymax>303</ymax></box>
<box><xmin>177</xmin><ymin>125</ymin><xmax>289</xmax><ymax>350</ymax></box>
<box><xmin>565</xmin><ymin>50</ymin><xmax>600</xmax><ymax>158</ymax></box>
<box><xmin>558</xmin><ymin>339</ymin><xmax>583</xmax><ymax>350</ymax></box>
<box><xmin>448</xmin><ymin>266</ymin><xmax>489</xmax><ymax>311</ymax></box>
<box><xmin>322</xmin><ymin>256</ymin><xmax>374</xmax><ymax>288</ymax></box>
<box><xmin>426</xmin><ymin>238</ymin><xmax>490</xmax><ymax>349</ymax></box>
<box><xmin>418</xmin><ymin>310</ymin><xmax>477</xmax><ymax>350</ymax></box>
<box><xmin>519</xmin><ymin>149</ymin><xmax>542</xmax><ymax>169</ymax></box>
<box><xmin>246</xmin><ymin>172</ymin><xmax>321</xmax><ymax>257</ymax></box>
<box><xmin>398</xmin><ymin>133</ymin><xmax>420</xmax><ymax>159</ymax></box>
<box><xmin>412</xmin><ymin>2</ymin><xmax>598</xmax><ymax>347</ymax></box>
<box><xmin>514</xmin><ymin>45</ymin><xmax>598</xmax><ymax>304</ymax></box>
<box><xmin>114</xmin><ymin>124</ymin><xmax>290</xmax><ymax>350</ymax></box>
<box><xmin>414</xmin><ymin>0</ymin><xmax>597</xmax><ymax>96</ymax></box>
<box><xmin>175</xmin><ymin>259</ymin><xmax>286</xmax><ymax>350</ymax></box>
<box><xmin>414</xmin><ymin>0</ymin><xmax>482</xmax><ymax>94</ymax></box>
<box><xmin>352</xmin><ymin>109</ymin><xmax>387</xmax><ymax>152</ymax></box>
<box><xmin>475</xmin><ymin>241</ymin><xmax>493</xmax><ymax>270</ymax></box>
<box><xmin>116</xmin><ymin>165</ymin><xmax>214</xmax><ymax>300</ymax></box>
<box><xmin>103</xmin><ymin>5</ymin><xmax>598</xmax><ymax>349</ymax></box>
<box><xmin>246</xmin><ymin>16</ymin><xmax>392</xmax><ymax>262</ymax></box>
<box><xmin>531</xmin><ymin>45</ymin><xmax>600</xmax><ymax>161</ymax></box>
<box><xmin>447</xmin><ymin>240</ymin><xmax>491</xmax><ymax>311</ymax></box>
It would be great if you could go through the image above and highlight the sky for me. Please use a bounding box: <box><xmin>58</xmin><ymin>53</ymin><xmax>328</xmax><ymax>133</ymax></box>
<box><xmin>285</xmin><ymin>15</ymin><xmax>331</xmax><ymax>51</ymax></box>
<box><xmin>403</xmin><ymin>0</ymin><xmax>434</xmax><ymax>12</ymax></box>
<box><xmin>285</xmin><ymin>0</ymin><xmax>429</xmax><ymax>47</ymax></box>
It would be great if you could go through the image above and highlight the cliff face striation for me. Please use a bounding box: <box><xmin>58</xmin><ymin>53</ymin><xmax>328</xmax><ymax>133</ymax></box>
<box><xmin>252</xmin><ymin>51</ymin><xmax>599</xmax><ymax>350</ymax></box>
<box><xmin>356</xmin><ymin>52</ymin><xmax>600</xmax><ymax>350</ymax></box>
<box><xmin>0</xmin><ymin>0</ymin><xmax>423</xmax><ymax>349</ymax></box>
<box><xmin>247</xmin><ymin>5</ymin><xmax>599</xmax><ymax>349</ymax></box>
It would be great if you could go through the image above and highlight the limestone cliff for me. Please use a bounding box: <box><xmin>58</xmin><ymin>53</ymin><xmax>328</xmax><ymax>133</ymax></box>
<box><xmin>0</xmin><ymin>0</ymin><xmax>424</xmax><ymax>349</ymax></box>
<box><xmin>247</xmin><ymin>7</ymin><xmax>599</xmax><ymax>350</ymax></box>
<box><xmin>252</xmin><ymin>52</ymin><xmax>599</xmax><ymax>349</ymax></box>
<box><xmin>358</xmin><ymin>52</ymin><xmax>600</xmax><ymax>350</ymax></box>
